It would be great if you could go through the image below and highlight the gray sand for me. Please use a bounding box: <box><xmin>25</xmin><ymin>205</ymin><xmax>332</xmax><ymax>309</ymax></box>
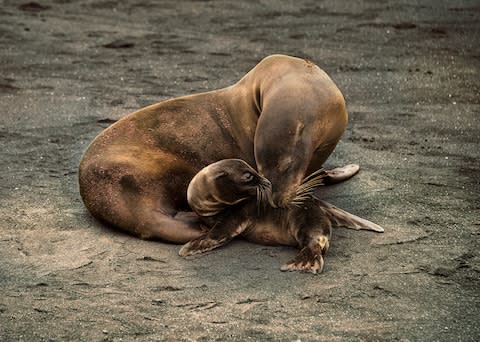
<box><xmin>1</xmin><ymin>0</ymin><xmax>479</xmax><ymax>340</ymax></box>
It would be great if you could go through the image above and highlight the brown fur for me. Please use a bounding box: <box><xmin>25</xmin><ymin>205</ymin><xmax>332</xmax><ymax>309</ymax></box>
<box><xmin>181</xmin><ymin>159</ymin><xmax>383</xmax><ymax>273</ymax></box>
<box><xmin>79</xmin><ymin>54</ymin><xmax>350</xmax><ymax>243</ymax></box>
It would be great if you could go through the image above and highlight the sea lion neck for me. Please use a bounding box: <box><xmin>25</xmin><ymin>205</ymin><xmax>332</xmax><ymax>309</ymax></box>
<box><xmin>218</xmin><ymin>84</ymin><xmax>260</xmax><ymax>167</ymax></box>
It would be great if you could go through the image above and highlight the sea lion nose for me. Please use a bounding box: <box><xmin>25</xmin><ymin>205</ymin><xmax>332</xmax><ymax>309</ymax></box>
<box><xmin>260</xmin><ymin>176</ymin><xmax>272</xmax><ymax>189</ymax></box>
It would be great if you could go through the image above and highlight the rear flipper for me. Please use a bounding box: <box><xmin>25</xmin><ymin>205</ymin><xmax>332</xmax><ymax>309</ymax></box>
<box><xmin>317</xmin><ymin>199</ymin><xmax>384</xmax><ymax>232</ymax></box>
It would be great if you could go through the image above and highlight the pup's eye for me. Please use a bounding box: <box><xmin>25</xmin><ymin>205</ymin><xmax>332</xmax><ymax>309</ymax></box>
<box><xmin>241</xmin><ymin>172</ymin><xmax>254</xmax><ymax>183</ymax></box>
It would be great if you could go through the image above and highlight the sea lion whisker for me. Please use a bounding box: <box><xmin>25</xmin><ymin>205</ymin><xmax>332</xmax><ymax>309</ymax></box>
<box><xmin>297</xmin><ymin>176</ymin><xmax>326</xmax><ymax>193</ymax></box>
<box><xmin>256</xmin><ymin>186</ymin><xmax>264</xmax><ymax>215</ymax></box>
<box><xmin>289</xmin><ymin>169</ymin><xmax>328</xmax><ymax>206</ymax></box>
<box><xmin>299</xmin><ymin>171</ymin><xmax>327</xmax><ymax>190</ymax></box>
<box><xmin>256</xmin><ymin>181</ymin><xmax>275</xmax><ymax>212</ymax></box>
<box><xmin>301</xmin><ymin>168</ymin><xmax>326</xmax><ymax>183</ymax></box>
<box><xmin>257</xmin><ymin>179</ymin><xmax>275</xmax><ymax>209</ymax></box>
<box><xmin>296</xmin><ymin>182</ymin><xmax>321</xmax><ymax>194</ymax></box>
<box><xmin>295</xmin><ymin>181</ymin><xmax>322</xmax><ymax>196</ymax></box>
<box><xmin>290</xmin><ymin>201</ymin><xmax>303</xmax><ymax>207</ymax></box>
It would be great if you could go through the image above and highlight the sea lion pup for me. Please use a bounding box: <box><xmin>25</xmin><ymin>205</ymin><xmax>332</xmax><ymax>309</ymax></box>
<box><xmin>79</xmin><ymin>54</ymin><xmax>359</xmax><ymax>243</ymax></box>
<box><xmin>180</xmin><ymin>159</ymin><xmax>383</xmax><ymax>274</ymax></box>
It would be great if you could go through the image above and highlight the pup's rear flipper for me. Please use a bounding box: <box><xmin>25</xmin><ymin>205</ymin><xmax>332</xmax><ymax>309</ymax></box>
<box><xmin>317</xmin><ymin>200</ymin><xmax>384</xmax><ymax>233</ymax></box>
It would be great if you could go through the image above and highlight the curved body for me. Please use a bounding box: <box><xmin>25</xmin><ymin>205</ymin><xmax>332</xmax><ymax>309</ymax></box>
<box><xmin>79</xmin><ymin>54</ymin><xmax>348</xmax><ymax>243</ymax></box>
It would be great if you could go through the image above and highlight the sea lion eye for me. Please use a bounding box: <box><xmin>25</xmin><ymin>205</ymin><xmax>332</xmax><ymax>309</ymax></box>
<box><xmin>241</xmin><ymin>172</ymin><xmax>254</xmax><ymax>183</ymax></box>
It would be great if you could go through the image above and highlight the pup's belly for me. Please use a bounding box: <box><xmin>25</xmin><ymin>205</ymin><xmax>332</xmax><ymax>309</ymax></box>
<box><xmin>242</xmin><ymin>220</ymin><xmax>297</xmax><ymax>247</ymax></box>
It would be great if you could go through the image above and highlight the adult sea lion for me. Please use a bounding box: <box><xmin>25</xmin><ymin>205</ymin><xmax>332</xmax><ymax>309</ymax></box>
<box><xmin>181</xmin><ymin>159</ymin><xmax>383</xmax><ymax>274</ymax></box>
<box><xmin>79</xmin><ymin>54</ymin><xmax>360</xmax><ymax>243</ymax></box>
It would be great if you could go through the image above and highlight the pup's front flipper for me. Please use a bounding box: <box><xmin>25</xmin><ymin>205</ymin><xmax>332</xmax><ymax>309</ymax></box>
<box><xmin>281</xmin><ymin>202</ymin><xmax>332</xmax><ymax>274</ymax></box>
<box><xmin>179</xmin><ymin>234</ymin><xmax>229</xmax><ymax>257</ymax></box>
<box><xmin>179</xmin><ymin>206</ymin><xmax>253</xmax><ymax>257</ymax></box>
<box><xmin>280</xmin><ymin>236</ymin><xmax>329</xmax><ymax>274</ymax></box>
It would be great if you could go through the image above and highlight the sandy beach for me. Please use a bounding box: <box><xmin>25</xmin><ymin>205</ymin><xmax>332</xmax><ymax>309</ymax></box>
<box><xmin>1</xmin><ymin>0</ymin><xmax>479</xmax><ymax>340</ymax></box>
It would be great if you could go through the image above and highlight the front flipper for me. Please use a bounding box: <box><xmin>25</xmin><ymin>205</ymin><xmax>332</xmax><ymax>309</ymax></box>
<box><xmin>318</xmin><ymin>200</ymin><xmax>384</xmax><ymax>233</ymax></box>
<box><xmin>281</xmin><ymin>202</ymin><xmax>332</xmax><ymax>274</ymax></box>
<box><xmin>281</xmin><ymin>236</ymin><xmax>329</xmax><ymax>274</ymax></box>
<box><xmin>179</xmin><ymin>207</ymin><xmax>253</xmax><ymax>257</ymax></box>
<box><xmin>179</xmin><ymin>232</ymin><xmax>230</xmax><ymax>257</ymax></box>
